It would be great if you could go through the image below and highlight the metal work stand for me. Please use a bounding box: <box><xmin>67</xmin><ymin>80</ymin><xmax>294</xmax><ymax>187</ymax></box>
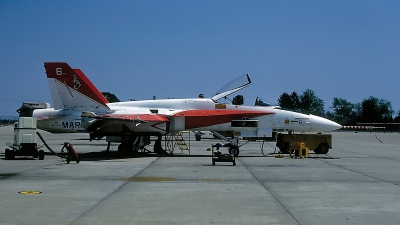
<box><xmin>211</xmin><ymin>143</ymin><xmax>236</xmax><ymax>166</ymax></box>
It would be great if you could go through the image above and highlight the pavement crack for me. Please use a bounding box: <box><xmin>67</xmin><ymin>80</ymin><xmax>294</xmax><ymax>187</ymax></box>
<box><xmin>69</xmin><ymin>157</ymin><xmax>160</xmax><ymax>225</ymax></box>
<box><xmin>237</xmin><ymin>157</ymin><xmax>302</xmax><ymax>225</ymax></box>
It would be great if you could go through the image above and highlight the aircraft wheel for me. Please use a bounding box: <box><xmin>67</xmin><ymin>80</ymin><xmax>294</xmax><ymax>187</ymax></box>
<box><xmin>38</xmin><ymin>150</ymin><xmax>45</xmax><ymax>160</ymax></box>
<box><xmin>5</xmin><ymin>149</ymin><xmax>9</xmax><ymax>160</ymax></box>
<box><xmin>229</xmin><ymin>147</ymin><xmax>240</xmax><ymax>157</ymax></box>
<box><xmin>314</xmin><ymin>143</ymin><xmax>329</xmax><ymax>154</ymax></box>
<box><xmin>7</xmin><ymin>150</ymin><xmax>15</xmax><ymax>160</ymax></box>
<box><xmin>195</xmin><ymin>134</ymin><xmax>201</xmax><ymax>141</ymax></box>
<box><xmin>76</xmin><ymin>158</ymin><xmax>80</xmax><ymax>163</ymax></box>
<box><xmin>118</xmin><ymin>143</ymin><xmax>127</xmax><ymax>153</ymax></box>
<box><xmin>66</xmin><ymin>156</ymin><xmax>71</xmax><ymax>164</ymax></box>
<box><xmin>32</xmin><ymin>149</ymin><xmax>39</xmax><ymax>158</ymax></box>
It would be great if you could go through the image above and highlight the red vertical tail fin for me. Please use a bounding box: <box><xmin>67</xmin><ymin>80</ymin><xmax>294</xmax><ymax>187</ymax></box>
<box><xmin>44</xmin><ymin>62</ymin><xmax>110</xmax><ymax>111</ymax></box>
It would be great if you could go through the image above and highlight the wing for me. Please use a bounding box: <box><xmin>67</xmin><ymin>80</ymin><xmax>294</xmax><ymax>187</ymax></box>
<box><xmin>81</xmin><ymin>112</ymin><xmax>169</xmax><ymax>134</ymax></box>
<box><xmin>85</xmin><ymin>113</ymin><xmax>169</xmax><ymax>123</ymax></box>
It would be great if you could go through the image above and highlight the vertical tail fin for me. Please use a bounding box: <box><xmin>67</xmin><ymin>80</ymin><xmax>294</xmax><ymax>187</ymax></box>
<box><xmin>44</xmin><ymin>62</ymin><xmax>110</xmax><ymax>111</ymax></box>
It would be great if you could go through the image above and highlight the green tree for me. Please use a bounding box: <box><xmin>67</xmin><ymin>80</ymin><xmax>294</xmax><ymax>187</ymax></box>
<box><xmin>278</xmin><ymin>92</ymin><xmax>299</xmax><ymax>111</ymax></box>
<box><xmin>353</xmin><ymin>103</ymin><xmax>362</xmax><ymax>123</ymax></box>
<box><xmin>330</xmin><ymin>98</ymin><xmax>354</xmax><ymax>125</ymax></box>
<box><xmin>290</xmin><ymin>92</ymin><xmax>300</xmax><ymax>111</ymax></box>
<box><xmin>299</xmin><ymin>89</ymin><xmax>324</xmax><ymax>116</ymax></box>
<box><xmin>378</xmin><ymin>99</ymin><xmax>394</xmax><ymax>119</ymax></box>
<box><xmin>394</xmin><ymin>110</ymin><xmax>400</xmax><ymax>122</ymax></box>
<box><xmin>361</xmin><ymin>97</ymin><xmax>380</xmax><ymax>122</ymax></box>
<box><xmin>360</xmin><ymin>96</ymin><xmax>394</xmax><ymax>122</ymax></box>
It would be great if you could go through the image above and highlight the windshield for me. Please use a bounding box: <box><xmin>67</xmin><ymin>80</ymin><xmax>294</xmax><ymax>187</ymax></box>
<box><xmin>254</xmin><ymin>97</ymin><xmax>276</xmax><ymax>107</ymax></box>
<box><xmin>211</xmin><ymin>74</ymin><xmax>251</xmax><ymax>101</ymax></box>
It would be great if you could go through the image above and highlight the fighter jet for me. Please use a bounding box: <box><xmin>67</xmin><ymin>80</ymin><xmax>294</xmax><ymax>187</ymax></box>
<box><xmin>19</xmin><ymin>62</ymin><xmax>341</xmax><ymax>154</ymax></box>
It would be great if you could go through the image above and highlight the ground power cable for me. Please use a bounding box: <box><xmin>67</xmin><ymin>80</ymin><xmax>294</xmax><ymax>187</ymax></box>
<box><xmin>260</xmin><ymin>140</ymin><xmax>278</xmax><ymax>157</ymax></box>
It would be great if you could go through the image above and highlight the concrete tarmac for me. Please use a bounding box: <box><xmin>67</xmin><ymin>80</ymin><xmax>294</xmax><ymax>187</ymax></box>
<box><xmin>1</xmin><ymin>125</ymin><xmax>400</xmax><ymax>225</ymax></box>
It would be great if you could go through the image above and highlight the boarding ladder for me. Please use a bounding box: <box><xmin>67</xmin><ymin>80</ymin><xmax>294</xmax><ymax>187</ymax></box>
<box><xmin>164</xmin><ymin>132</ymin><xmax>190</xmax><ymax>154</ymax></box>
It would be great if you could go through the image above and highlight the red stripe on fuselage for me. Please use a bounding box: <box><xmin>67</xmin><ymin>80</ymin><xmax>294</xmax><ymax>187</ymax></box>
<box><xmin>173</xmin><ymin>109</ymin><xmax>274</xmax><ymax>129</ymax></box>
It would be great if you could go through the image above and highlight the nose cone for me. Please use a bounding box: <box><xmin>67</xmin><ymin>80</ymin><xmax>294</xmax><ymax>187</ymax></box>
<box><xmin>310</xmin><ymin>115</ymin><xmax>342</xmax><ymax>132</ymax></box>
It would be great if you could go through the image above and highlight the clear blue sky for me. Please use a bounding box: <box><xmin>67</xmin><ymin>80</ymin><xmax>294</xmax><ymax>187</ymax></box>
<box><xmin>1</xmin><ymin>1</ymin><xmax>399</xmax><ymax>117</ymax></box>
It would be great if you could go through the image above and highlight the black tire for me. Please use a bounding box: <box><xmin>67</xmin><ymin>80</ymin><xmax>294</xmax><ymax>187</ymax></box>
<box><xmin>32</xmin><ymin>149</ymin><xmax>39</xmax><ymax>158</ymax></box>
<box><xmin>38</xmin><ymin>150</ymin><xmax>44</xmax><ymax>160</ymax></box>
<box><xmin>5</xmin><ymin>149</ymin><xmax>9</xmax><ymax>160</ymax></box>
<box><xmin>66</xmin><ymin>156</ymin><xmax>70</xmax><ymax>164</ymax></box>
<box><xmin>119</xmin><ymin>142</ymin><xmax>135</xmax><ymax>153</ymax></box>
<box><xmin>195</xmin><ymin>134</ymin><xmax>201</xmax><ymax>141</ymax></box>
<box><xmin>118</xmin><ymin>143</ymin><xmax>126</xmax><ymax>153</ymax></box>
<box><xmin>314</xmin><ymin>143</ymin><xmax>329</xmax><ymax>154</ymax></box>
<box><xmin>9</xmin><ymin>150</ymin><xmax>15</xmax><ymax>160</ymax></box>
<box><xmin>118</xmin><ymin>145</ymin><xmax>123</xmax><ymax>153</ymax></box>
<box><xmin>76</xmin><ymin>158</ymin><xmax>80</xmax><ymax>163</ymax></box>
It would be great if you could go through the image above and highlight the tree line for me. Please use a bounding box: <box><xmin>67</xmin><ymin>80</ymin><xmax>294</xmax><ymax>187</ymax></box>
<box><xmin>277</xmin><ymin>89</ymin><xmax>399</xmax><ymax>127</ymax></box>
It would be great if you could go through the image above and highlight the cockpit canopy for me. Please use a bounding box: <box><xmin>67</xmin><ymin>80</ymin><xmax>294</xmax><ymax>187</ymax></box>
<box><xmin>211</xmin><ymin>74</ymin><xmax>251</xmax><ymax>102</ymax></box>
<box><xmin>207</xmin><ymin>75</ymin><xmax>279</xmax><ymax>108</ymax></box>
<box><xmin>255</xmin><ymin>97</ymin><xmax>280</xmax><ymax>108</ymax></box>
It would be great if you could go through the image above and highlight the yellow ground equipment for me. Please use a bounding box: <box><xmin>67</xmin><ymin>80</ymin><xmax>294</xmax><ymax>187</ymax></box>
<box><xmin>288</xmin><ymin>141</ymin><xmax>309</xmax><ymax>158</ymax></box>
<box><xmin>276</xmin><ymin>133</ymin><xmax>332</xmax><ymax>154</ymax></box>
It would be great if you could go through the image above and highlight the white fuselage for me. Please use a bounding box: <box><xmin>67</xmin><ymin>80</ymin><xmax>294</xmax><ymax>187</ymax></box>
<box><xmin>32</xmin><ymin>98</ymin><xmax>341</xmax><ymax>137</ymax></box>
